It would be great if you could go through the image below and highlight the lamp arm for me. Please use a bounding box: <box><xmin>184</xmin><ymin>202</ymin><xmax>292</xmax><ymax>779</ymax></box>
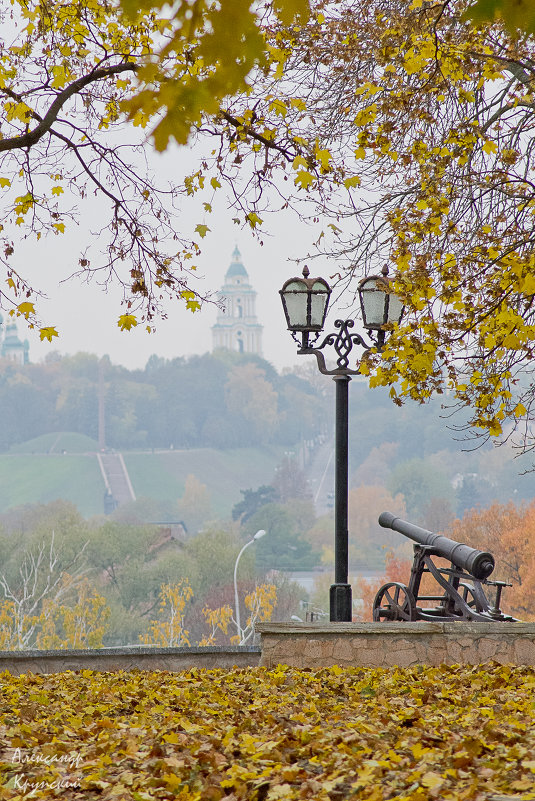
<box><xmin>233</xmin><ymin>539</ymin><xmax>254</xmax><ymax>643</ymax></box>
<box><xmin>298</xmin><ymin>347</ymin><xmax>361</xmax><ymax>376</ymax></box>
<box><xmin>297</xmin><ymin>319</ymin><xmax>380</xmax><ymax>376</ymax></box>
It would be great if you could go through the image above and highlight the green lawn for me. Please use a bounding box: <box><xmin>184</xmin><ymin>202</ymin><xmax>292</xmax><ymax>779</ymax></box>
<box><xmin>124</xmin><ymin>446</ymin><xmax>284</xmax><ymax>518</ymax></box>
<box><xmin>0</xmin><ymin>444</ymin><xmax>284</xmax><ymax>519</ymax></box>
<box><xmin>0</xmin><ymin>454</ymin><xmax>104</xmax><ymax>518</ymax></box>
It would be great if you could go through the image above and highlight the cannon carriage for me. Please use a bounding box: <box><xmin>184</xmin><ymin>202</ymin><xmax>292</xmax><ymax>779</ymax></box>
<box><xmin>373</xmin><ymin>512</ymin><xmax>518</xmax><ymax>623</ymax></box>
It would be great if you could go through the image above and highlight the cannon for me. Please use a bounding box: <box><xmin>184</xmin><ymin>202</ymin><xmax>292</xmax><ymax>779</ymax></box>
<box><xmin>372</xmin><ymin>512</ymin><xmax>518</xmax><ymax>623</ymax></box>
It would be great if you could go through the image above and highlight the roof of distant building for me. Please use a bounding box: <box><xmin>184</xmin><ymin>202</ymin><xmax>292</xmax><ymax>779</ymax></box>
<box><xmin>226</xmin><ymin>246</ymin><xmax>248</xmax><ymax>279</ymax></box>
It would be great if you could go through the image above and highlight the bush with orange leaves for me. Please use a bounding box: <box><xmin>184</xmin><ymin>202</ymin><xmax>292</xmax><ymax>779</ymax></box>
<box><xmin>448</xmin><ymin>503</ymin><xmax>535</xmax><ymax>622</ymax></box>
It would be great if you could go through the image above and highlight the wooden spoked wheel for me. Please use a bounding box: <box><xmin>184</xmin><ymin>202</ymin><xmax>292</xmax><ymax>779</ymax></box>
<box><xmin>372</xmin><ymin>582</ymin><xmax>416</xmax><ymax>622</ymax></box>
<box><xmin>459</xmin><ymin>582</ymin><xmax>483</xmax><ymax>612</ymax></box>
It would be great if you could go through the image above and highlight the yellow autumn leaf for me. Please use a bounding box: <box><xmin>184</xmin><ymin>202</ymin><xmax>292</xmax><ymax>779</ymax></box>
<box><xmin>117</xmin><ymin>313</ymin><xmax>138</xmax><ymax>331</ymax></box>
<box><xmin>482</xmin><ymin>140</ymin><xmax>498</xmax><ymax>154</ymax></box>
<box><xmin>246</xmin><ymin>212</ymin><xmax>263</xmax><ymax>228</ymax></box>
<box><xmin>39</xmin><ymin>326</ymin><xmax>59</xmax><ymax>342</ymax></box>
<box><xmin>16</xmin><ymin>302</ymin><xmax>35</xmax><ymax>319</ymax></box>
<box><xmin>294</xmin><ymin>170</ymin><xmax>315</xmax><ymax>189</ymax></box>
<box><xmin>195</xmin><ymin>223</ymin><xmax>210</xmax><ymax>238</ymax></box>
<box><xmin>421</xmin><ymin>771</ymin><xmax>444</xmax><ymax>789</ymax></box>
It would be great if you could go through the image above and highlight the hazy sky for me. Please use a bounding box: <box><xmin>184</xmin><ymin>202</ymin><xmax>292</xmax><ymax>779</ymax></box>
<box><xmin>9</xmin><ymin>146</ymin><xmax>359</xmax><ymax>373</ymax></box>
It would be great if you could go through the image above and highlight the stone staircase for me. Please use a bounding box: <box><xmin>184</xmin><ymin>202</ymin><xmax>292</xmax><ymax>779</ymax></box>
<box><xmin>97</xmin><ymin>452</ymin><xmax>136</xmax><ymax>510</ymax></box>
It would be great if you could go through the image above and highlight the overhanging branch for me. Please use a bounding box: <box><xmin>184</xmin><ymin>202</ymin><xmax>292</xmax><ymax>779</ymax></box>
<box><xmin>0</xmin><ymin>63</ymin><xmax>139</xmax><ymax>153</ymax></box>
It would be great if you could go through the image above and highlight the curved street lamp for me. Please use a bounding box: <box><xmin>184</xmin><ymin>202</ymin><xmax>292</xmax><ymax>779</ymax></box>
<box><xmin>279</xmin><ymin>265</ymin><xmax>403</xmax><ymax>622</ymax></box>
<box><xmin>233</xmin><ymin>529</ymin><xmax>267</xmax><ymax>644</ymax></box>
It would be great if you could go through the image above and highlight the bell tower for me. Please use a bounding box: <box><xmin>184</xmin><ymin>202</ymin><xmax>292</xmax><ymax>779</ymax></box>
<box><xmin>211</xmin><ymin>247</ymin><xmax>263</xmax><ymax>355</ymax></box>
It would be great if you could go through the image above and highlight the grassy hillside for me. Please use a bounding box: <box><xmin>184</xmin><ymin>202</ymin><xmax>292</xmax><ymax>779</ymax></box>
<box><xmin>0</xmin><ymin>454</ymin><xmax>104</xmax><ymax>518</ymax></box>
<box><xmin>0</xmin><ymin>444</ymin><xmax>284</xmax><ymax>520</ymax></box>
<box><xmin>124</xmin><ymin>446</ymin><xmax>284</xmax><ymax>519</ymax></box>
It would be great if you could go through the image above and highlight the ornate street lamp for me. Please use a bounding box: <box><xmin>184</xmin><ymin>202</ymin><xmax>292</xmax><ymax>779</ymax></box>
<box><xmin>280</xmin><ymin>265</ymin><xmax>403</xmax><ymax>622</ymax></box>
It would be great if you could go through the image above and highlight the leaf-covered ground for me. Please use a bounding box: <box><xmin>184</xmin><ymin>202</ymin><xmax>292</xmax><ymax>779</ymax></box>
<box><xmin>0</xmin><ymin>663</ymin><xmax>534</xmax><ymax>800</ymax></box>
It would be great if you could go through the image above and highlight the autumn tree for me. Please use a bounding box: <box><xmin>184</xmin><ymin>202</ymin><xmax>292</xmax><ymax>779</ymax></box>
<box><xmin>140</xmin><ymin>577</ymin><xmax>277</xmax><ymax>646</ymax></box>
<box><xmin>0</xmin><ymin>532</ymin><xmax>88</xmax><ymax>648</ymax></box>
<box><xmin>0</xmin><ymin>0</ymin><xmax>308</xmax><ymax>335</ymax></box>
<box><xmin>177</xmin><ymin>473</ymin><xmax>212</xmax><ymax>535</ymax></box>
<box><xmin>7</xmin><ymin>0</ymin><xmax>535</xmax><ymax>451</ymax></box>
<box><xmin>233</xmin><ymin>583</ymin><xmax>277</xmax><ymax>645</ymax></box>
<box><xmin>140</xmin><ymin>579</ymin><xmax>194</xmax><ymax>647</ymax></box>
<box><xmin>224</xmin><ymin>363</ymin><xmax>279</xmax><ymax>444</ymax></box>
<box><xmin>447</xmin><ymin>501</ymin><xmax>535</xmax><ymax>620</ymax></box>
<box><xmin>36</xmin><ymin>577</ymin><xmax>110</xmax><ymax>648</ymax></box>
<box><xmin>158</xmin><ymin>0</ymin><xmax>535</xmax><ymax>450</ymax></box>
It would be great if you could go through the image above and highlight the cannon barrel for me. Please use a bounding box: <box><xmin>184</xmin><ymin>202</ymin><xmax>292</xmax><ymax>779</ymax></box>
<box><xmin>378</xmin><ymin>512</ymin><xmax>495</xmax><ymax>580</ymax></box>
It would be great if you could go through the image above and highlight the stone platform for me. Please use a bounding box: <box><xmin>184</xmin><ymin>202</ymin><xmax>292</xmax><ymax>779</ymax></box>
<box><xmin>257</xmin><ymin>622</ymin><xmax>535</xmax><ymax>668</ymax></box>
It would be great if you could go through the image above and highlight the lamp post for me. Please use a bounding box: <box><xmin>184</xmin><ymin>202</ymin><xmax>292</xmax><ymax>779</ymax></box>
<box><xmin>233</xmin><ymin>529</ymin><xmax>267</xmax><ymax>643</ymax></box>
<box><xmin>280</xmin><ymin>266</ymin><xmax>403</xmax><ymax>622</ymax></box>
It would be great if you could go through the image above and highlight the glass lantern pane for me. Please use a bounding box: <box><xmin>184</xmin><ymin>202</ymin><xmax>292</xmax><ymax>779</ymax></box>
<box><xmin>284</xmin><ymin>291</ymin><xmax>309</xmax><ymax>327</ymax></box>
<box><xmin>362</xmin><ymin>286</ymin><xmax>387</xmax><ymax>327</ymax></box>
<box><xmin>285</xmin><ymin>281</ymin><xmax>306</xmax><ymax>292</ymax></box>
<box><xmin>309</xmin><ymin>293</ymin><xmax>328</xmax><ymax>327</ymax></box>
<box><xmin>386</xmin><ymin>293</ymin><xmax>404</xmax><ymax>324</ymax></box>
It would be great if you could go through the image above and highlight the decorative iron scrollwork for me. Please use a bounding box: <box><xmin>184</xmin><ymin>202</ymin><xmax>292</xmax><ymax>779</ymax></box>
<box><xmin>296</xmin><ymin>319</ymin><xmax>374</xmax><ymax>376</ymax></box>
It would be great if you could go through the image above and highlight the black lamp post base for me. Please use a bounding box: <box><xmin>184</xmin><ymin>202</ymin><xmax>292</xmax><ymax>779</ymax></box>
<box><xmin>329</xmin><ymin>583</ymin><xmax>352</xmax><ymax>622</ymax></box>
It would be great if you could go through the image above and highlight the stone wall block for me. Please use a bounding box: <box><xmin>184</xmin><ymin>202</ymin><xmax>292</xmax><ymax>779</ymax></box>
<box><xmin>514</xmin><ymin>638</ymin><xmax>535</xmax><ymax>664</ymax></box>
<box><xmin>356</xmin><ymin>646</ymin><xmax>386</xmax><ymax>667</ymax></box>
<box><xmin>426</xmin><ymin>645</ymin><xmax>448</xmax><ymax>666</ymax></box>
<box><xmin>385</xmin><ymin>648</ymin><xmax>417</xmax><ymax>668</ymax></box>
<box><xmin>476</xmin><ymin>637</ymin><xmax>500</xmax><ymax>662</ymax></box>
<box><xmin>333</xmin><ymin>637</ymin><xmax>354</xmax><ymax>664</ymax></box>
<box><xmin>413</xmin><ymin>639</ymin><xmax>430</xmax><ymax>663</ymax></box>
<box><xmin>303</xmin><ymin>638</ymin><xmax>332</xmax><ymax>661</ymax></box>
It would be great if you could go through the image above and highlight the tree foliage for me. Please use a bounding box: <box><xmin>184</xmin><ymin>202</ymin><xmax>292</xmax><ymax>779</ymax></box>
<box><xmin>140</xmin><ymin>578</ymin><xmax>194</xmax><ymax>647</ymax></box>
<box><xmin>0</xmin><ymin>0</ymin><xmax>308</xmax><ymax>332</ymax></box>
<box><xmin>166</xmin><ymin>0</ymin><xmax>535</xmax><ymax>447</ymax></box>
<box><xmin>468</xmin><ymin>0</ymin><xmax>535</xmax><ymax>36</ymax></box>
<box><xmin>0</xmin><ymin>531</ymin><xmax>88</xmax><ymax>648</ymax></box>
<box><xmin>5</xmin><ymin>0</ymin><xmax>535</xmax><ymax>449</ymax></box>
<box><xmin>0</xmin><ymin>350</ymin><xmax>328</xmax><ymax>451</ymax></box>
<box><xmin>448</xmin><ymin>501</ymin><xmax>535</xmax><ymax>620</ymax></box>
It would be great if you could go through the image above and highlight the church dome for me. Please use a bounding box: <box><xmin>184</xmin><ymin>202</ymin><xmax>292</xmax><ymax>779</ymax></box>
<box><xmin>225</xmin><ymin>246</ymin><xmax>248</xmax><ymax>279</ymax></box>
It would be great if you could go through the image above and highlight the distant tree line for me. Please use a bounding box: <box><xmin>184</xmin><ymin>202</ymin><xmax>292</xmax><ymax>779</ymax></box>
<box><xmin>0</xmin><ymin>347</ymin><xmax>531</xmax><ymax>526</ymax></box>
<box><xmin>0</xmin><ymin>350</ymin><xmax>329</xmax><ymax>452</ymax></box>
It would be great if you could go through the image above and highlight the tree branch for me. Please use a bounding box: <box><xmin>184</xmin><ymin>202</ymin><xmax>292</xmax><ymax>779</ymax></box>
<box><xmin>0</xmin><ymin>63</ymin><xmax>139</xmax><ymax>153</ymax></box>
<box><xmin>220</xmin><ymin>110</ymin><xmax>296</xmax><ymax>162</ymax></box>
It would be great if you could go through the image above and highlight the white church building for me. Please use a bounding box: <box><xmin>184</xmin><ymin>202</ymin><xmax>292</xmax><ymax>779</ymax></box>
<box><xmin>0</xmin><ymin>315</ymin><xmax>29</xmax><ymax>364</ymax></box>
<box><xmin>211</xmin><ymin>247</ymin><xmax>263</xmax><ymax>356</ymax></box>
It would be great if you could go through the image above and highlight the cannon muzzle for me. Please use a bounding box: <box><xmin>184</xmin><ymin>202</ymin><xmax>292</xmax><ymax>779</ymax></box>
<box><xmin>379</xmin><ymin>512</ymin><xmax>495</xmax><ymax>580</ymax></box>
